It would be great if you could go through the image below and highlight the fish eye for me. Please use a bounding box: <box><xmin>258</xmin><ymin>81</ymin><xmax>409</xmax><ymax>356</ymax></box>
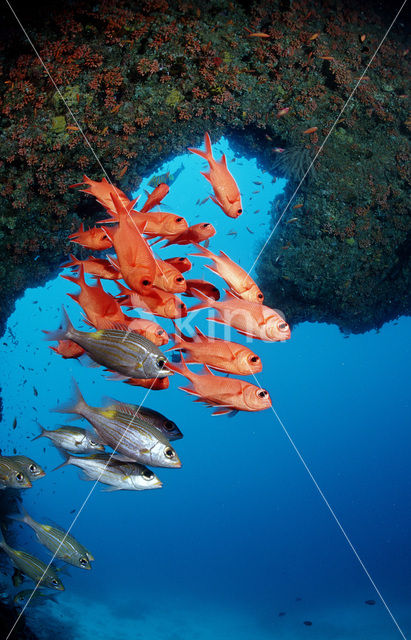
<box><xmin>178</xmin><ymin>303</ymin><xmax>184</xmax><ymax>309</ymax></box>
<box><xmin>257</xmin><ymin>390</ymin><xmax>268</xmax><ymax>398</ymax></box>
<box><xmin>257</xmin><ymin>293</ymin><xmax>264</xmax><ymax>299</ymax></box>
<box><xmin>29</xmin><ymin>464</ymin><xmax>37</xmax><ymax>473</ymax></box>
<box><xmin>164</xmin><ymin>420</ymin><xmax>174</xmax><ymax>431</ymax></box>
<box><xmin>237</xmin><ymin>209</ymin><xmax>242</xmax><ymax>213</ymax></box>
<box><xmin>142</xmin><ymin>469</ymin><xmax>154</xmax><ymax>480</ymax></box>
<box><xmin>176</xmin><ymin>217</ymin><xmax>183</xmax><ymax>222</ymax></box>
<box><xmin>15</xmin><ymin>472</ymin><xmax>24</xmax><ymax>482</ymax></box>
<box><xmin>51</xmin><ymin>578</ymin><xmax>59</xmax><ymax>586</ymax></box>
<box><xmin>178</xmin><ymin>257</ymin><xmax>185</xmax><ymax>261</ymax></box>
<box><xmin>176</xmin><ymin>276</ymin><xmax>184</xmax><ymax>282</ymax></box>
<box><xmin>157</xmin><ymin>357</ymin><xmax>166</xmax><ymax>369</ymax></box>
<box><xmin>89</xmin><ymin>440</ymin><xmax>98</xmax><ymax>446</ymax></box>
<box><xmin>164</xmin><ymin>447</ymin><xmax>175</xmax><ymax>459</ymax></box>
<box><xmin>202</xmin><ymin>223</ymin><xmax>210</xmax><ymax>228</ymax></box>
<box><xmin>156</xmin><ymin>329</ymin><xmax>164</xmax><ymax>335</ymax></box>
<box><xmin>142</xmin><ymin>279</ymin><xmax>151</xmax><ymax>286</ymax></box>
<box><xmin>79</xmin><ymin>557</ymin><xmax>88</xmax><ymax>567</ymax></box>
<box><xmin>278</xmin><ymin>322</ymin><xmax>288</xmax><ymax>330</ymax></box>
<box><xmin>250</xmin><ymin>356</ymin><xmax>259</xmax><ymax>363</ymax></box>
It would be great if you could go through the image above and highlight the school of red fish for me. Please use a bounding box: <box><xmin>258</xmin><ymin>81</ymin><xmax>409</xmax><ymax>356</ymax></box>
<box><xmin>49</xmin><ymin>132</ymin><xmax>291</xmax><ymax>480</ymax></box>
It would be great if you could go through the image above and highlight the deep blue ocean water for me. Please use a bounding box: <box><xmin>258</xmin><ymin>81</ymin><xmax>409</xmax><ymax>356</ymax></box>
<box><xmin>0</xmin><ymin>139</ymin><xmax>410</xmax><ymax>639</ymax></box>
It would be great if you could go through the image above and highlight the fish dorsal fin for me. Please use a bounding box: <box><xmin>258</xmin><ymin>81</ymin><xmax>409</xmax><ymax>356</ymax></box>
<box><xmin>273</xmin><ymin>308</ymin><xmax>286</xmax><ymax>320</ymax></box>
<box><xmin>219</xmin><ymin>154</ymin><xmax>227</xmax><ymax>167</ymax></box>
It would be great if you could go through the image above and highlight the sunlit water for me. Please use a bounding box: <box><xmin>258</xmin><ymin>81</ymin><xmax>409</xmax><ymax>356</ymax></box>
<box><xmin>0</xmin><ymin>140</ymin><xmax>410</xmax><ymax>639</ymax></box>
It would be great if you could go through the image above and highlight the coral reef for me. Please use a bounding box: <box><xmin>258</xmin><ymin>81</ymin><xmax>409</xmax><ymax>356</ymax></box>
<box><xmin>0</xmin><ymin>0</ymin><xmax>409</xmax><ymax>335</ymax></box>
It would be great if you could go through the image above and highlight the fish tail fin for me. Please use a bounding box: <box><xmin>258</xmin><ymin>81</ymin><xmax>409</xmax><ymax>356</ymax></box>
<box><xmin>7</xmin><ymin>505</ymin><xmax>32</xmax><ymax>526</ymax></box>
<box><xmin>167</xmin><ymin>355</ymin><xmax>194</xmax><ymax>381</ymax></box>
<box><xmin>43</xmin><ymin>306</ymin><xmax>74</xmax><ymax>342</ymax></box>
<box><xmin>51</xmin><ymin>378</ymin><xmax>87</xmax><ymax>417</ymax></box>
<box><xmin>60</xmin><ymin>254</ymin><xmax>80</xmax><ymax>269</ymax></box>
<box><xmin>187</xmin><ymin>288</ymin><xmax>214</xmax><ymax>312</ymax></box>
<box><xmin>32</xmin><ymin>423</ymin><xmax>46</xmax><ymax>441</ymax></box>
<box><xmin>188</xmin><ymin>131</ymin><xmax>213</xmax><ymax>162</ymax></box>
<box><xmin>52</xmin><ymin>450</ymin><xmax>72</xmax><ymax>472</ymax></box>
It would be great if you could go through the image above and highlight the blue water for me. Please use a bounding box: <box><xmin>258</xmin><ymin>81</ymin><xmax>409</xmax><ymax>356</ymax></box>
<box><xmin>0</xmin><ymin>140</ymin><xmax>410</xmax><ymax>639</ymax></box>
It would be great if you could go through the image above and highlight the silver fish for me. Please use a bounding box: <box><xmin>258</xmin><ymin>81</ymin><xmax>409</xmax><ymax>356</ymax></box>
<box><xmin>9</xmin><ymin>507</ymin><xmax>93</xmax><ymax>570</ymax></box>
<box><xmin>55</xmin><ymin>453</ymin><xmax>162</xmax><ymax>491</ymax></box>
<box><xmin>3</xmin><ymin>455</ymin><xmax>45</xmax><ymax>481</ymax></box>
<box><xmin>54</xmin><ymin>381</ymin><xmax>182</xmax><ymax>468</ymax></box>
<box><xmin>33</xmin><ymin>424</ymin><xmax>105</xmax><ymax>454</ymax></box>
<box><xmin>0</xmin><ymin>529</ymin><xmax>64</xmax><ymax>591</ymax></box>
<box><xmin>0</xmin><ymin>457</ymin><xmax>32</xmax><ymax>489</ymax></box>
<box><xmin>103</xmin><ymin>399</ymin><xmax>183</xmax><ymax>441</ymax></box>
<box><xmin>45</xmin><ymin>307</ymin><xmax>172</xmax><ymax>379</ymax></box>
<box><xmin>14</xmin><ymin>589</ymin><xmax>58</xmax><ymax>608</ymax></box>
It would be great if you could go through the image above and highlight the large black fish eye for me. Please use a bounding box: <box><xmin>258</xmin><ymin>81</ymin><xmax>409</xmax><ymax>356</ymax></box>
<box><xmin>142</xmin><ymin>279</ymin><xmax>151</xmax><ymax>286</ymax></box>
<box><xmin>16</xmin><ymin>473</ymin><xmax>24</xmax><ymax>482</ymax></box>
<box><xmin>164</xmin><ymin>420</ymin><xmax>174</xmax><ymax>431</ymax></box>
<box><xmin>179</xmin><ymin>257</ymin><xmax>185</xmax><ymax>261</ymax></box>
<box><xmin>258</xmin><ymin>390</ymin><xmax>267</xmax><ymax>398</ymax></box>
<box><xmin>258</xmin><ymin>293</ymin><xmax>263</xmax><ymax>299</ymax></box>
<box><xmin>176</xmin><ymin>276</ymin><xmax>184</xmax><ymax>282</ymax></box>
<box><xmin>176</xmin><ymin>217</ymin><xmax>183</xmax><ymax>222</ymax></box>
<box><xmin>237</xmin><ymin>209</ymin><xmax>242</xmax><ymax>213</ymax></box>
<box><xmin>203</xmin><ymin>223</ymin><xmax>210</xmax><ymax>228</ymax></box>
<box><xmin>164</xmin><ymin>447</ymin><xmax>175</xmax><ymax>459</ymax></box>
<box><xmin>250</xmin><ymin>356</ymin><xmax>259</xmax><ymax>363</ymax></box>
<box><xmin>279</xmin><ymin>322</ymin><xmax>288</xmax><ymax>330</ymax></box>
<box><xmin>142</xmin><ymin>469</ymin><xmax>154</xmax><ymax>480</ymax></box>
<box><xmin>29</xmin><ymin>464</ymin><xmax>36</xmax><ymax>472</ymax></box>
<box><xmin>51</xmin><ymin>578</ymin><xmax>59</xmax><ymax>586</ymax></box>
<box><xmin>157</xmin><ymin>357</ymin><xmax>166</xmax><ymax>369</ymax></box>
<box><xmin>79</xmin><ymin>557</ymin><xmax>88</xmax><ymax>567</ymax></box>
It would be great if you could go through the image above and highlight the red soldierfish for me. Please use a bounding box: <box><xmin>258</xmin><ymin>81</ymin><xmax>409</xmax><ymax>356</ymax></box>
<box><xmin>159</xmin><ymin>223</ymin><xmax>216</xmax><ymax>247</ymax></box>
<box><xmin>116</xmin><ymin>282</ymin><xmax>187</xmax><ymax>319</ymax></box>
<box><xmin>184</xmin><ymin>279</ymin><xmax>220</xmax><ymax>300</ymax></box>
<box><xmin>190</xmin><ymin>243</ymin><xmax>264</xmax><ymax>303</ymax></box>
<box><xmin>153</xmin><ymin>260</ymin><xmax>186</xmax><ymax>293</ymax></box>
<box><xmin>188</xmin><ymin>132</ymin><xmax>243</xmax><ymax>218</ymax></box>
<box><xmin>168</xmin><ymin>357</ymin><xmax>271</xmax><ymax>415</ymax></box>
<box><xmin>61</xmin><ymin>255</ymin><xmax>120</xmax><ymax>281</ymax></box>
<box><xmin>140</xmin><ymin>183</ymin><xmax>169</xmax><ymax>212</ymax></box>
<box><xmin>189</xmin><ymin>289</ymin><xmax>291</xmax><ymax>342</ymax></box>
<box><xmin>68</xmin><ymin>224</ymin><xmax>112</xmax><ymax>251</ymax></box>
<box><xmin>49</xmin><ymin>340</ymin><xmax>85</xmax><ymax>359</ymax></box>
<box><xmin>168</xmin><ymin>326</ymin><xmax>262</xmax><ymax>375</ymax></box>
<box><xmin>164</xmin><ymin>257</ymin><xmax>192</xmax><ymax>273</ymax></box>
<box><xmin>62</xmin><ymin>265</ymin><xmax>127</xmax><ymax>330</ymax></box>
<box><xmin>102</xmin><ymin>193</ymin><xmax>157</xmax><ymax>295</ymax></box>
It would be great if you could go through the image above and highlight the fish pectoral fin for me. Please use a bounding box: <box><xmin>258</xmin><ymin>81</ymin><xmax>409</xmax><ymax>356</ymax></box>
<box><xmin>100</xmin><ymin>486</ymin><xmax>122</xmax><ymax>492</ymax></box>
<box><xmin>209</xmin><ymin>195</ymin><xmax>224</xmax><ymax>211</ymax></box>
<box><xmin>104</xmin><ymin>373</ymin><xmax>130</xmax><ymax>381</ymax></box>
<box><xmin>212</xmin><ymin>408</ymin><xmax>234</xmax><ymax>416</ymax></box>
<box><xmin>200</xmin><ymin>171</ymin><xmax>212</xmax><ymax>184</ymax></box>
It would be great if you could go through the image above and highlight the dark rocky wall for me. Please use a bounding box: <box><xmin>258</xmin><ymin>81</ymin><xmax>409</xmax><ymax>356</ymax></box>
<box><xmin>0</xmin><ymin>0</ymin><xmax>409</xmax><ymax>337</ymax></box>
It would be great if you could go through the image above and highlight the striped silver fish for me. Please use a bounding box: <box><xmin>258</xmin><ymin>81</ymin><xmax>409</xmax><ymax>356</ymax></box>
<box><xmin>103</xmin><ymin>398</ymin><xmax>183</xmax><ymax>441</ymax></box>
<box><xmin>0</xmin><ymin>457</ymin><xmax>32</xmax><ymax>489</ymax></box>
<box><xmin>0</xmin><ymin>529</ymin><xmax>64</xmax><ymax>591</ymax></box>
<box><xmin>33</xmin><ymin>423</ymin><xmax>105</xmax><ymax>454</ymax></box>
<box><xmin>45</xmin><ymin>307</ymin><xmax>172</xmax><ymax>379</ymax></box>
<box><xmin>14</xmin><ymin>589</ymin><xmax>58</xmax><ymax>608</ymax></box>
<box><xmin>3</xmin><ymin>455</ymin><xmax>45</xmax><ymax>481</ymax></box>
<box><xmin>55</xmin><ymin>381</ymin><xmax>182</xmax><ymax>468</ymax></box>
<box><xmin>55</xmin><ymin>453</ymin><xmax>162</xmax><ymax>491</ymax></box>
<box><xmin>9</xmin><ymin>507</ymin><xmax>93</xmax><ymax>570</ymax></box>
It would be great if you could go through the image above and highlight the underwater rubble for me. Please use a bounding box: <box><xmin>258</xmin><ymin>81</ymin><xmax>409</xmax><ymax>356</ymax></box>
<box><xmin>0</xmin><ymin>0</ymin><xmax>409</xmax><ymax>336</ymax></box>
